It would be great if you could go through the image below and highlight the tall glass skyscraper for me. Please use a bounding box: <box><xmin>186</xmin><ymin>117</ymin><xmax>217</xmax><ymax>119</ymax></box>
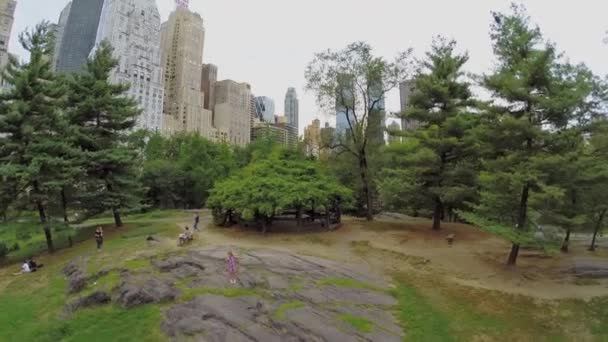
<box><xmin>56</xmin><ymin>0</ymin><xmax>105</xmax><ymax>74</ymax></box>
<box><xmin>255</xmin><ymin>96</ymin><xmax>275</xmax><ymax>123</ymax></box>
<box><xmin>284</xmin><ymin>87</ymin><xmax>299</xmax><ymax>131</ymax></box>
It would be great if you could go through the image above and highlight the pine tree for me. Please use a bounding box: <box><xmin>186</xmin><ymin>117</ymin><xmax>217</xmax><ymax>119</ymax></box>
<box><xmin>0</xmin><ymin>23</ymin><xmax>77</xmax><ymax>252</ymax></box>
<box><xmin>382</xmin><ymin>37</ymin><xmax>477</xmax><ymax>230</ymax></box>
<box><xmin>66</xmin><ymin>41</ymin><xmax>142</xmax><ymax>227</ymax></box>
<box><xmin>462</xmin><ymin>5</ymin><xmax>601</xmax><ymax>265</ymax></box>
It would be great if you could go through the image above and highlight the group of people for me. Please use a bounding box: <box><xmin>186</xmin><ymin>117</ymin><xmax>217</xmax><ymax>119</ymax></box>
<box><xmin>15</xmin><ymin>258</ymin><xmax>42</xmax><ymax>275</ymax></box>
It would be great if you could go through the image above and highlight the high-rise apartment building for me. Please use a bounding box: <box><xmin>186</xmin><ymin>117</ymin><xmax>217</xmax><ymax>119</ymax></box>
<box><xmin>303</xmin><ymin>119</ymin><xmax>321</xmax><ymax>157</ymax></box>
<box><xmin>160</xmin><ymin>7</ymin><xmax>212</xmax><ymax>137</ymax></box>
<box><xmin>399</xmin><ymin>80</ymin><xmax>419</xmax><ymax>130</ymax></box>
<box><xmin>335</xmin><ymin>73</ymin><xmax>356</xmax><ymax>136</ymax></box>
<box><xmin>201</xmin><ymin>63</ymin><xmax>217</xmax><ymax>112</ymax></box>
<box><xmin>284</xmin><ymin>87</ymin><xmax>299</xmax><ymax>132</ymax></box>
<box><xmin>214</xmin><ymin>80</ymin><xmax>251</xmax><ymax>146</ymax></box>
<box><xmin>368</xmin><ymin>82</ymin><xmax>386</xmax><ymax>145</ymax></box>
<box><xmin>0</xmin><ymin>0</ymin><xmax>16</xmax><ymax>87</ymax></box>
<box><xmin>52</xmin><ymin>2</ymin><xmax>72</xmax><ymax>71</ymax></box>
<box><xmin>255</xmin><ymin>96</ymin><xmax>275</xmax><ymax>123</ymax></box>
<box><xmin>56</xmin><ymin>0</ymin><xmax>105</xmax><ymax>73</ymax></box>
<box><xmin>93</xmin><ymin>0</ymin><xmax>165</xmax><ymax>131</ymax></box>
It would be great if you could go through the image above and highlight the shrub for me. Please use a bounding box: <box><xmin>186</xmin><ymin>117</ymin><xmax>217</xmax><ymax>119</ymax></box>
<box><xmin>10</xmin><ymin>242</ymin><xmax>19</xmax><ymax>252</ymax></box>
<box><xmin>15</xmin><ymin>229</ymin><xmax>32</xmax><ymax>241</ymax></box>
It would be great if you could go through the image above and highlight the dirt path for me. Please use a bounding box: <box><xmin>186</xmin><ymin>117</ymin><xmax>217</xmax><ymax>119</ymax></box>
<box><xmin>180</xmin><ymin>212</ymin><xmax>608</xmax><ymax>300</ymax></box>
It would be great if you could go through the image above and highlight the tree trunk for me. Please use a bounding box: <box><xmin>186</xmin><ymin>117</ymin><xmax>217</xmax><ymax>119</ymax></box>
<box><xmin>358</xmin><ymin>153</ymin><xmax>373</xmax><ymax>221</ymax></box>
<box><xmin>36</xmin><ymin>200</ymin><xmax>54</xmax><ymax>253</ymax></box>
<box><xmin>325</xmin><ymin>209</ymin><xmax>331</xmax><ymax>229</ymax></box>
<box><xmin>508</xmin><ymin>183</ymin><xmax>530</xmax><ymax>265</ymax></box>
<box><xmin>336</xmin><ymin>200</ymin><xmax>342</xmax><ymax>224</ymax></box>
<box><xmin>296</xmin><ymin>206</ymin><xmax>303</xmax><ymax>228</ymax></box>
<box><xmin>61</xmin><ymin>188</ymin><xmax>69</xmax><ymax>223</ymax></box>
<box><xmin>432</xmin><ymin>198</ymin><xmax>443</xmax><ymax>231</ymax></box>
<box><xmin>113</xmin><ymin>208</ymin><xmax>123</xmax><ymax>228</ymax></box>
<box><xmin>561</xmin><ymin>229</ymin><xmax>571</xmax><ymax>253</ymax></box>
<box><xmin>589</xmin><ymin>209</ymin><xmax>607</xmax><ymax>251</ymax></box>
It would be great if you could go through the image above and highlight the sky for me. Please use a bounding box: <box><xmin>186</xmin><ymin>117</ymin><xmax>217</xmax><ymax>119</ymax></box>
<box><xmin>8</xmin><ymin>0</ymin><xmax>608</xmax><ymax>133</ymax></box>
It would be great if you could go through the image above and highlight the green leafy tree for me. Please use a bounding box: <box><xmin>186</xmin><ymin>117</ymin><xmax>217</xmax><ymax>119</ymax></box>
<box><xmin>208</xmin><ymin>148</ymin><xmax>351</xmax><ymax>232</ymax></box>
<box><xmin>0</xmin><ymin>23</ymin><xmax>77</xmax><ymax>252</ymax></box>
<box><xmin>141</xmin><ymin>133</ymin><xmax>237</xmax><ymax>209</ymax></box>
<box><xmin>65</xmin><ymin>41</ymin><xmax>143</xmax><ymax>227</ymax></box>
<box><xmin>306</xmin><ymin>42</ymin><xmax>413</xmax><ymax>221</ymax></box>
<box><xmin>381</xmin><ymin>37</ymin><xmax>478</xmax><ymax>230</ymax></box>
<box><xmin>461</xmin><ymin>5</ymin><xmax>602</xmax><ymax>265</ymax></box>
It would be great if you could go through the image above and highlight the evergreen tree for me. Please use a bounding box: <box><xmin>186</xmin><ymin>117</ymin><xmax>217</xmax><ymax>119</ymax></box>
<box><xmin>65</xmin><ymin>41</ymin><xmax>142</xmax><ymax>227</ymax></box>
<box><xmin>461</xmin><ymin>5</ymin><xmax>601</xmax><ymax>265</ymax></box>
<box><xmin>381</xmin><ymin>37</ymin><xmax>477</xmax><ymax>230</ymax></box>
<box><xmin>0</xmin><ymin>23</ymin><xmax>76</xmax><ymax>252</ymax></box>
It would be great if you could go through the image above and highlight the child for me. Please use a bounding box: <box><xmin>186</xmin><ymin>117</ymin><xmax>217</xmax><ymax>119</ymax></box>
<box><xmin>94</xmin><ymin>226</ymin><xmax>104</xmax><ymax>251</ymax></box>
<box><xmin>226</xmin><ymin>251</ymin><xmax>238</xmax><ymax>285</ymax></box>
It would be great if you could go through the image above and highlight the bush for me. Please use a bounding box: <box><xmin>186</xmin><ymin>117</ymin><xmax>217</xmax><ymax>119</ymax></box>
<box><xmin>0</xmin><ymin>242</ymin><xmax>8</xmax><ymax>260</ymax></box>
<box><xmin>10</xmin><ymin>242</ymin><xmax>19</xmax><ymax>252</ymax></box>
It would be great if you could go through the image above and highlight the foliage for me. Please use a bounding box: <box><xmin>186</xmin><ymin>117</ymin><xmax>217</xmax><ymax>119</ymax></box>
<box><xmin>0</xmin><ymin>22</ymin><xmax>78</xmax><ymax>252</ymax></box>
<box><xmin>306</xmin><ymin>42</ymin><xmax>414</xmax><ymax>220</ymax></box>
<box><xmin>463</xmin><ymin>5</ymin><xmax>604</xmax><ymax>264</ymax></box>
<box><xmin>381</xmin><ymin>37</ymin><xmax>478</xmax><ymax>230</ymax></box>
<box><xmin>207</xmin><ymin>147</ymin><xmax>351</xmax><ymax>229</ymax></box>
<box><xmin>0</xmin><ymin>242</ymin><xmax>8</xmax><ymax>260</ymax></box>
<box><xmin>65</xmin><ymin>41</ymin><xmax>144</xmax><ymax>227</ymax></box>
<box><xmin>140</xmin><ymin>132</ymin><xmax>238</xmax><ymax>209</ymax></box>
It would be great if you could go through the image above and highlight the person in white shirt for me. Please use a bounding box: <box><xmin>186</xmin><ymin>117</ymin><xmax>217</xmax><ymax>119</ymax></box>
<box><xmin>21</xmin><ymin>261</ymin><xmax>31</xmax><ymax>273</ymax></box>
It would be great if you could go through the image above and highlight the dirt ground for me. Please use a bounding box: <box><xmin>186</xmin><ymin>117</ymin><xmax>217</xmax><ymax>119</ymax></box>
<box><xmin>182</xmin><ymin>211</ymin><xmax>608</xmax><ymax>300</ymax></box>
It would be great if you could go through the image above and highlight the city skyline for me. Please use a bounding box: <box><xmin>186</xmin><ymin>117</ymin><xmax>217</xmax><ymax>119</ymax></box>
<box><xmin>7</xmin><ymin>0</ymin><xmax>608</xmax><ymax>133</ymax></box>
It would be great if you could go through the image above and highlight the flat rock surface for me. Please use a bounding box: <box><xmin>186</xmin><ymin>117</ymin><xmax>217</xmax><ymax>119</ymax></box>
<box><xmin>564</xmin><ymin>257</ymin><xmax>608</xmax><ymax>279</ymax></box>
<box><xmin>158</xmin><ymin>247</ymin><xmax>403</xmax><ymax>341</ymax></box>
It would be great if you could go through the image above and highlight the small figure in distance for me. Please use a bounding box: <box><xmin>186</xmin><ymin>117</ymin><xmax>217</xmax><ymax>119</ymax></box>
<box><xmin>28</xmin><ymin>258</ymin><xmax>43</xmax><ymax>272</ymax></box>
<box><xmin>95</xmin><ymin>226</ymin><xmax>104</xmax><ymax>251</ymax></box>
<box><xmin>13</xmin><ymin>260</ymin><xmax>31</xmax><ymax>275</ymax></box>
<box><xmin>193</xmin><ymin>213</ymin><xmax>200</xmax><ymax>231</ymax></box>
<box><xmin>226</xmin><ymin>251</ymin><xmax>238</xmax><ymax>285</ymax></box>
<box><xmin>178</xmin><ymin>226</ymin><xmax>193</xmax><ymax>246</ymax></box>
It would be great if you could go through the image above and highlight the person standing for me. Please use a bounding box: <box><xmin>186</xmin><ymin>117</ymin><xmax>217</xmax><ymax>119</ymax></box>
<box><xmin>226</xmin><ymin>251</ymin><xmax>238</xmax><ymax>285</ymax></box>
<box><xmin>193</xmin><ymin>213</ymin><xmax>200</xmax><ymax>231</ymax></box>
<box><xmin>94</xmin><ymin>226</ymin><xmax>104</xmax><ymax>251</ymax></box>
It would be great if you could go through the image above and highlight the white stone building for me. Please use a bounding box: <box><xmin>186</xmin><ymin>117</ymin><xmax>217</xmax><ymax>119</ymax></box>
<box><xmin>93</xmin><ymin>0</ymin><xmax>165</xmax><ymax>131</ymax></box>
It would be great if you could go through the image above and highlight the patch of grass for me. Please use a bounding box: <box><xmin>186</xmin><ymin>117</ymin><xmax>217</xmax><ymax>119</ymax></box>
<box><xmin>393</xmin><ymin>282</ymin><xmax>454</xmax><ymax>342</ymax></box>
<box><xmin>123</xmin><ymin>258</ymin><xmax>151</xmax><ymax>270</ymax></box>
<box><xmin>340</xmin><ymin>313</ymin><xmax>374</xmax><ymax>333</ymax></box>
<box><xmin>274</xmin><ymin>301</ymin><xmax>305</xmax><ymax>320</ymax></box>
<box><xmin>317</xmin><ymin>278</ymin><xmax>384</xmax><ymax>292</ymax></box>
<box><xmin>180</xmin><ymin>287</ymin><xmax>262</xmax><ymax>301</ymax></box>
<box><xmin>303</xmin><ymin>235</ymin><xmax>333</xmax><ymax>246</ymax></box>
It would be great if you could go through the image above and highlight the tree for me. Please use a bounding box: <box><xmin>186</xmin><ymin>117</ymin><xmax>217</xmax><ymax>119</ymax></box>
<box><xmin>0</xmin><ymin>23</ymin><xmax>77</xmax><ymax>252</ymax></box>
<box><xmin>141</xmin><ymin>133</ymin><xmax>238</xmax><ymax>209</ymax></box>
<box><xmin>381</xmin><ymin>37</ymin><xmax>478</xmax><ymax>230</ymax></box>
<box><xmin>306</xmin><ymin>42</ymin><xmax>413</xmax><ymax>221</ymax></box>
<box><xmin>65</xmin><ymin>41</ymin><xmax>143</xmax><ymax>227</ymax></box>
<box><xmin>461</xmin><ymin>5</ymin><xmax>602</xmax><ymax>265</ymax></box>
<box><xmin>208</xmin><ymin>148</ymin><xmax>351</xmax><ymax>233</ymax></box>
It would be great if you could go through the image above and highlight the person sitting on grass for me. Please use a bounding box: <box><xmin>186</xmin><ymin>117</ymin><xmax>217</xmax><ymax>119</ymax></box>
<box><xmin>13</xmin><ymin>260</ymin><xmax>31</xmax><ymax>275</ymax></box>
<box><xmin>178</xmin><ymin>226</ymin><xmax>193</xmax><ymax>246</ymax></box>
<box><xmin>28</xmin><ymin>258</ymin><xmax>43</xmax><ymax>272</ymax></box>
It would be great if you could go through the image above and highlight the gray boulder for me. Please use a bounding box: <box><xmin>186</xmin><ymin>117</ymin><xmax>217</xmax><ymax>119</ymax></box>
<box><xmin>114</xmin><ymin>274</ymin><xmax>179</xmax><ymax>308</ymax></box>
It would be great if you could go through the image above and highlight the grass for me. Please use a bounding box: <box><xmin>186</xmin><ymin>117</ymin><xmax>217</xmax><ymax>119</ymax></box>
<box><xmin>273</xmin><ymin>301</ymin><xmax>305</xmax><ymax>320</ymax></box>
<box><xmin>339</xmin><ymin>313</ymin><xmax>374</xmax><ymax>333</ymax></box>
<box><xmin>317</xmin><ymin>277</ymin><xmax>384</xmax><ymax>292</ymax></box>
<box><xmin>179</xmin><ymin>287</ymin><xmax>263</xmax><ymax>301</ymax></box>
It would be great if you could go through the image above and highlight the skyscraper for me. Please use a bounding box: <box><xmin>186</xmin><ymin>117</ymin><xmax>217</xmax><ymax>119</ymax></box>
<box><xmin>284</xmin><ymin>87</ymin><xmax>299</xmax><ymax>131</ymax></box>
<box><xmin>52</xmin><ymin>1</ymin><xmax>72</xmax><ymax>71</ymax></box>
<box><xmin>399</xmin><ymin>80</ymin><xmax>419</xmax><ymax>130</ymax></box>
<box><xmin>368</xmin><ymin>81</ymin><xmax>386</xmax><ymax>145</ymax></box>
<box><xmin>161</xmin><ymin>6</ymin><xmax>212</xmax><ymax>137</ymax></box>
<box><xmin>387</xmin><ymin>121</ymin><xmax>401</xmax><ymax>144</ymax></box>
<box><xmin>201</xmin><ymin>63</ymin><xmax>217</xmax><ymax>111</ymax></box>
<box><xmin>335</xmin><ymin>74</ymin><xmax>356</xmax><ymax>136</ymax></box>
<box><xmin>92</xmin><ymin>0</ymin><xmax>165</xmax><ymax>131</ymax></box>
<box><xmin>255</xmin><ymin>96</ymin><xmax>275</xmax><ymax>123</ymax></box>
<box><xmin>214</xmin><ymin>80</ymin><xmax>251</xmax><ymax>146</ymax></box>
<box><xmin>0</xmin><ymin>0</ymin><xmax>16</xmax><ymax>87</ymax></box>
<box><xmin>56</xmin><ymin>0</ymin><xmax>105</xmax><ymax>74</ymax></box>
<box><xmin>303</xmin><ymin>119</ymin><xmax>321</xmax><ymax>157</ymax></box>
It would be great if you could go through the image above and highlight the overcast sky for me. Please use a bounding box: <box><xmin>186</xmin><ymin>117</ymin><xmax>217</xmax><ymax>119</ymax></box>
<box><xmin>8</xmin><ymin>0</ymin><xmax>608</xmax><ymax>132</ymax></box>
